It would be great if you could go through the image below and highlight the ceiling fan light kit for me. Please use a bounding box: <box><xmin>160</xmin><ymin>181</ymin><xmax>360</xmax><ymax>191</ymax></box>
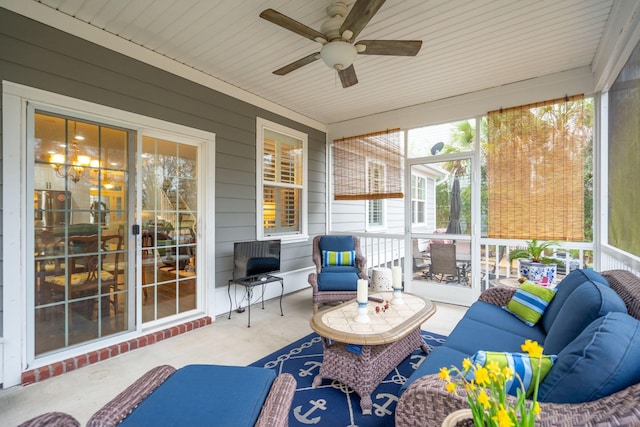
<box><xmin>321</xmin><ymin>41</ymin><xmax>357</xmax><ymax>70</ymax></box>
<box><xmin>260</xmin><ymin>0</ymin><xmax>422</xmax><ymax>88</ymax></box>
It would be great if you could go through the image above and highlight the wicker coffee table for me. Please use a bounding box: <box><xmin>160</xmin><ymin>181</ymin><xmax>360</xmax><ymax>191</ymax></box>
<box><xmin>309</xmin><ymin>292</ymin><xmax>436</xmax><ymax>415</ymax></box>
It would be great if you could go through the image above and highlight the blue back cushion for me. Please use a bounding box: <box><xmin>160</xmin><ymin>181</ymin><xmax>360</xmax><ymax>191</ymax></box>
<box><xmin>541</xmin><ymin>269</ymin><xmax>609</xmax><ymax>333</ymax></box>
<box><xmin>543</xmin><ymin>281</ymin><xmax>627</xmax><ymax>355</ymax></box>
<box><xmin>538</xmin><ymin>312</ymin><xmax>640</xmax><ymax>403</ymax></box>
<box><xmin>319</xmin><ymin>235</ymin><xmax>355</xmax><ymax>253</ymax></box>
<box><xmin>120</xmin><ymin>365</ymin><xmax>276</xmax><ymax>427</ymax></box>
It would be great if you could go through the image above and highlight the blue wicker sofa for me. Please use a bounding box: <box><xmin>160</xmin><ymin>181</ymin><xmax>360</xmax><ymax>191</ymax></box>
<box><xmin>396</xmin><ymin>269</ymin><xmax>640</xmax><ymax>426</ymax></box>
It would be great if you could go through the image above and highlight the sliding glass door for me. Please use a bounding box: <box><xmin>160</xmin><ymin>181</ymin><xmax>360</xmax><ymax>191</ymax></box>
<box><xmin>32</xmin><ymin>111</ymin><xmax>131</xmax><ymax>354</ymax></box>
<box><xmin>140</xmin><ymin>136</ymin><xmax>199</xmax><ymax>323</ymax></box>
<box><xmin>30</xmin><ymin>114</ymin><xmax>201</xmax><ymax>357</ymax></box>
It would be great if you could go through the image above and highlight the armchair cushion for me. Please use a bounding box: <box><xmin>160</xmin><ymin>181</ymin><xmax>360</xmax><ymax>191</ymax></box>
<box><xmin>320</xmin><ymin>265</ymin><xmax>361</xmax><ymax>274</ymax></box>
<box><xmin>318</xmin><ymin>235</ymin><xmax>355</xmax><ymax>252</ymax></box>
<box><xmin>322</xmin><ymin>250</ymin><xmax>355</xmax><ymax>267</ymax></box>
<box><xmin>538</xmin><ymin>312</ymin><xmax>640</xmax><ymax>403</ymax></box>
<box><xmin>317</xmin><ymin>272</ymin><xmax>360</xmax><ymax>291</ymax></box>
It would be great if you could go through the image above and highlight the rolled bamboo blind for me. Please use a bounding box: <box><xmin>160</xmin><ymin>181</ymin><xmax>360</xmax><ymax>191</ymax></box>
<box><xmin>487</xmin><ymin>95</ymin><xmax>586</xmax><ymax>240</ymax></box>
<box><xmin>333</xmin><ymin>128</ymin><xmax>404</xmax><ymax>200</ymax></box>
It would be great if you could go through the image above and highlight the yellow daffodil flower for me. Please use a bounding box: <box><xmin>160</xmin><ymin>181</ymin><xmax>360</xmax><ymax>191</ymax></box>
<box><xmin>492</xmin><ymin>406</ymin><xmax>515</xmax><ymax>427</ymax></box>
<box><xmin>521</xmin><ymin>339</ymin><xmax>543</xmax><ymax>358</ymax></box>
<box><xmin>438</xmin><ymin>367</ymin><xmax>450</xmax><ymax>381</ymax></box>
<box><xmin>445</xmin><ymin>381</ymin><xmax>457</xmax><ymax>395</ymax></box>
<box><xmin>440</xmin><ymin>340</ymin><xmax>547</xmax><ymax>426</ymax></box>
<box><xmin>474</xmin><ymin>366</ymin><xmax>490</xmax><ymax>386</ymax></box>
<box><xmin>477</xmin><ymin>389</ymin><xmax>491</xmax><ymax>409</ymax></box>
<box><xmin>533</xmin><ymin>401</ymin><xmax>541</xmax><ymax>415</ymax></box>
<box><xmin>487</xmin><ymin>360</ymin><xmax>501</xmax><ymax>375</ymax></box>
<box><xmin>502</xmin><ymin>366</ymin><xmax>514</xmax><ymax>381</ymax></box>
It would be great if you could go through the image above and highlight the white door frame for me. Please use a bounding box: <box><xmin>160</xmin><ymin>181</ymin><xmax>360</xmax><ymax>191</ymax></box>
<box><xmin>404</xmin><ymin>150</ymin><xmax>481</xmax><ymax>306</ymax></box>
<box><xmin>2</xmin><ymin>81</ymin><xmax>216</xmax><ymax>388</ymax></box>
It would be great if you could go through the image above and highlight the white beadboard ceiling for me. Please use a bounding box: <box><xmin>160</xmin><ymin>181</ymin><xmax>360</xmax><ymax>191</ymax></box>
<box><xmin>27</xmin><ymin>0</ymin><xmax>617</xmax><ymax>124</ymax></box>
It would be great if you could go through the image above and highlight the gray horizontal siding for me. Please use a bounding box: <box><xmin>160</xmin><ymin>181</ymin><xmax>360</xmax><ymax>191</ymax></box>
<box><xmin>0</xmin><ymin>9</ymin><xmax>326</xmax><ymax>300</ymax></box>
<box><xmin>0</xmin><ymin>92</ymin><xmax>3</xmax><ymax>335</ymax></box>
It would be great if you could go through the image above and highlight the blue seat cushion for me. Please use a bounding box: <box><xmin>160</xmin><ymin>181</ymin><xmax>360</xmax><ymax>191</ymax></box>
<box><xmin>399</xmin><ymin>345</ymin><xmax>470</xmax><ymax>395</ymax></box>
<box><xmin>541</xmin><ymin>269</ymin><xmax>609</xmax><ymax>333</ymax></box>
<box><xmin>318</xmin><ymin>235</ymin><xmax>355</xmax><ymax>252</ymax></box>
<box><xmin>321</xmin><ymin>265</ymin><xmax>361</xmax><ymax>274</ymax></box>
<box><xmin>543</xmin><ymin>280</ymin><xmax>627</xmax><ymax>355</ymax></box>
<box><xmin>464</xmin><ymin>301</ymin><xmax>546</xmax><ymax>343</ymax></box>
<box><xmin>444</xmin><ymin>317</ymin><xmax>542</xmax><ymax>355</ymax></box>
<box><xmin>317</xmin><ymin>272</ymin><xmax>360</xmax><ymax>291</ymax></box>
<box><xmin>538</xmin><ymin>312</ymin><xmax>640</xmax><ymax>403</ymax></box>
<box><xmin>120</xmin><ymin>365</ymin><xmax>276</xmax><ymax>427</ymax></box>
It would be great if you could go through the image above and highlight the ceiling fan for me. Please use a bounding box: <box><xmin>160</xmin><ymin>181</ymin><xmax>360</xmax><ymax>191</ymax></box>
<box><xmin>260</xmin><ymin>0</ymin><xmax>422</xmax><ymax>88</ymax></box>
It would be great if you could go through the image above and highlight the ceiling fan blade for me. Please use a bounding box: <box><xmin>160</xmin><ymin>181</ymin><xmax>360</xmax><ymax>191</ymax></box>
<box><xmin>338</xmin><ymin>65</ymin><xmax>358</xmax><ymax>88</ymax></box>
<box><xmin>356</xmin><ymin>40</ymin><xmax>422</xmax><ymax>56</ymax></box>
<box><xmin>273</xmin><ymin>52</ymin><xmax>320</xmax><ymax>75</ymax></box>
<box><xmin>260</xmin><ymin>9</ymin><xmax>327</xmax><ymax>43</ymax></box>
<box><xmin>340</xmin><ymin>0</ymin><xmax>387</xmax><ymax>42</ymax></box>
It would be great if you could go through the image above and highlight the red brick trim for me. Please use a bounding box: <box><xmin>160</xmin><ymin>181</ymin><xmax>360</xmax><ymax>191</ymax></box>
<box><xmin>21</xmin><ymin>316</ymin><xmax>212</xmax><ymax>385</ymax></box>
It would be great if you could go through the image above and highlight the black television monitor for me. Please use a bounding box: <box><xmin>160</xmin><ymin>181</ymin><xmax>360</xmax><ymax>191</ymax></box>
<box><xmin>233</xmin><ymin>240</ymin><xmax>281</xmax><ymax>280</ymax></box>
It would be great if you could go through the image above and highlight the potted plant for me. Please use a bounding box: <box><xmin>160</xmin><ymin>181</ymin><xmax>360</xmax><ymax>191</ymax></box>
<box><xmin>440</xmin><ymin>340</ymin><xmax>548</xmax><ymax>427</ymax></box>
<box><xmin>508</xmin><ymin>239</ymin><xmax>559</xmax><ymax>285</ymax></box>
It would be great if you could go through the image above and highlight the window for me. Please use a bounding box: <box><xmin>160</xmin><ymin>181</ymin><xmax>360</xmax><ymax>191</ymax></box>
<box><xmin>367</xmin><ymin>161</ymin><xmax>385</xmax><ymax>229</ymax></box>
<box><xmin>257</xmin><ymin>118</ymin><xmax>307</xmax><ymax>241</ymax></box>
<box><xmin>412</xmin><ymin>174</ymin><xmax>427</xmax><ymax>225</ymax></box>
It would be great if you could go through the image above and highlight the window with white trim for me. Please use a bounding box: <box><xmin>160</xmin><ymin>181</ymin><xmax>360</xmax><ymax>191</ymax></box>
<box><xmin>367</xmin><ymin>161</ymin><xmax>385</xmax><ymax>229</ymax></box>
<box><xmin>412</xmin><ymin>174</ymin><xmax>428</xmax><ymax>225</ymax></box>
<box><xmin>257</xmin><ymin>118</ymin><xmax>307</xmax><ymax>241</ymax></box>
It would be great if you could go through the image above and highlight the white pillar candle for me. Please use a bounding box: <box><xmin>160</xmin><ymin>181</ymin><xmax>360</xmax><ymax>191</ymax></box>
<box><xmin>392</xmin><ymin>266</ymin><xmax>402</xmax><ymax>289</ymax></box>
<box><xmin>357</xmin><ymin>279</ymin><xmax>368</xmax><ymax>303</ymax></box>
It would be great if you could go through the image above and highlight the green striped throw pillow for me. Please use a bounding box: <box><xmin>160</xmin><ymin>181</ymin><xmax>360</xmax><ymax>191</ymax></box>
<box><xmin>470</xmin><ymin>350</ymin><xmax>557</xmax><ymax>397</ymax></box>
<box><xmin>504</xmin><ymin>280</ymin><xmax>556</xmax><ymax>326</ymax></box>
<box><xmin>322</xmin><ymin>250</ymin><xmax>355</xmax><ymax>267</ymax></box>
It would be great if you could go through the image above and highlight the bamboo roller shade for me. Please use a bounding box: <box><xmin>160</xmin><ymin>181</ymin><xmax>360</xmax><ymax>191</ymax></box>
<box><xmin>333</xmin><ymin>129</ymin><xmax>404</xmax><ymax>200</ymax></box>
<box><xmin>487</xmin><ymin>95</ymin><xmax>586</xmax><ymax>240</ymax></box>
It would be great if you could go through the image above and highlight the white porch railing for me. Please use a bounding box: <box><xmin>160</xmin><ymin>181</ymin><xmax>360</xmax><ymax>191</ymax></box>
<box><xmin>328</xmin><ymin>232</ymin><xmax>626</xmax><ymax>285</ymax></box>
<box><xmin>357</xmin><ymin>233</ymin><xmax>406</xmax><ymax>271</ymax></box>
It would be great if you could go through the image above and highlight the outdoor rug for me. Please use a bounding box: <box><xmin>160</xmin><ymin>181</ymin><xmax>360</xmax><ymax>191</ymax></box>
<box><xmin>249</xmin><ymin>330</ymin><xmax>447</xmax><ymax>427</ymax></box>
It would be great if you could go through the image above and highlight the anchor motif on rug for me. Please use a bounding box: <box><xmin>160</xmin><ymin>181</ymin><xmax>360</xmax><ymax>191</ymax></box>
<box><xmin>409</xmin><ymin>353</ymin><xmax>427</xmax><ymax>370</ymax></box>
<box><xmin>298</xmin><ymin>361</ymin><xmax>322</xmax><ymax>378</ymax></box>
<box><xmin>293</xmin><ymin>398</ymin><xmax>327</xmax><ymax>424</ymax></box>
<box><xmin>373</xmin><ymin>392</ymin><xmax>399</xmax><ymax>417</ymax></box>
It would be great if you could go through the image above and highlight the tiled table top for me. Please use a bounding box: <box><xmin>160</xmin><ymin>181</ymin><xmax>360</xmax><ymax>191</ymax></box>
<box><xmin>310</xmin><ymin>292</ymin><xmax>436</xmax><ymax>346</ymax></box>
